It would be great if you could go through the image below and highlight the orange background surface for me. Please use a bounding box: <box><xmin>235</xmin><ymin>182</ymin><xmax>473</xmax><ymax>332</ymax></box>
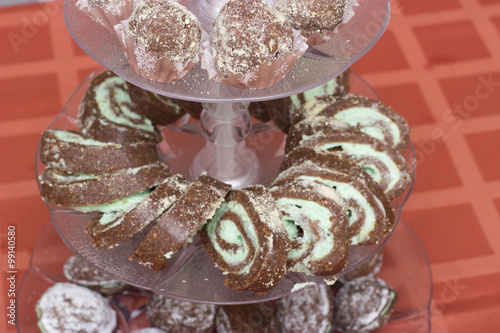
<box><xmin>1</xmin><ymin>0</ymin><xmax>500</xmax><ymax>332</ymax></box>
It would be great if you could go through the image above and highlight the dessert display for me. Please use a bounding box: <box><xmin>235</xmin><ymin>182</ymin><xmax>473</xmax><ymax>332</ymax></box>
<box><xmin>36</xmin><ymin>64</ymin><xmax>414</xmax><ymax>298</ymax></box>
<box><xmin>333</xmin><ymin>276</ymin><xmax>398</xmax><ymax>333</ymax></box>
<box><xmin>201</xmin><ymin>185</ymin><xmax>291</xmax><ymax>292</ymax></box>
<box><xmin>36</xmin><ymin>282</ymin><xmax>117</xmax><ymax>333</ymax></box>
<box><xmin>340</xmin><ymin>251</ymin><xmax>383</xmax><ymax>282</ymax></box>
<box><xmin>146</xmin><ymin>293</ymin><xmax>217</xmax><ymax>333</ymax></box>
<box><xmin>276</xmin><ymin>284</ymin><xmax>334</xmax><ymax>333</ymax></box>
<box><xmin>63</xmin><ymin>255</ymin><xmax>130</xmax><ymax>295</ymax></box>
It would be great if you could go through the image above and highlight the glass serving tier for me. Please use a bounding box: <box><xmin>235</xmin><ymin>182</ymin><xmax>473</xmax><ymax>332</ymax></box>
<box><xmin>35</xmin><ymin>69</ymin><xmax>416</xmax><ymax>304</ymax></box>
<box><xmin>64</xmin><ymin>0</ymin><xmax>390</xmax><ymax>102</ymax></box>
<box><xmin>17</xmin><ymin>221</ymin><xmax>432</xmax><ymax>333</ymax></box>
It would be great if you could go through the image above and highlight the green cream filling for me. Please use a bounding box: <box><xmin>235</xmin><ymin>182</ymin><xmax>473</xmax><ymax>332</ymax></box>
<box><xmin>52</xmin><ymin>130</ymin><xmax>107</xmax><ymax>146</ymax></box>
<box><xmin>74</xmin><ymin>189</ymin><xmax>150</xmax><ymax>214</ymax></box>
<box><xmin>207</xmin><ymin>202</ymin><xmax>259</xmax><ymax>272</ymax></box>
<box><xmin>295</xmin><ymin>176</ymin><xmax>377</xmax><ymax>244</ymax></box>
<box><xmin>334</xmin><ymin>107</ymin><xmax>400</xmax><ymax>144</ymax></box>
<box><xmin>94</xmin><ymin>77</ymin><xmax>155</xmax><ymax>133</ymax></box>
<box><xmin>318</xmin><ymin>142</ymin><xmax>400</xmax><ymax>192</ymax></box>
<box><xmin>275</xmin><ymin>198</ymin><xmax>334</xmax><ymax>262</ymax></box>
<box><xmin>290</xmin><ymin>79</ymin><xmax>340</xmax><ymax>110</ymax></box>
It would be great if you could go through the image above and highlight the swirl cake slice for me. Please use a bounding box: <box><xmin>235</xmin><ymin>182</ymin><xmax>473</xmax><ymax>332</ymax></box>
<box><xmin>269</xmin><ymin>180</ymin><xmax>349</xmax><ymax>276</ymax></box>
<box><xmin>86</xmin><ymin>174</ymin><xmax>190</xmax><ymax>249</ymax></box>
<box><xmin>130</xmin><ymin>172</ymin><xmax>231</xmax><ymax>272</ymax></box>
<box><xmin>297</xmin><ymin>94</ymin><xmax>410</xmax><ymax>153</ymax></box>
<box><xmin>272</xmin><ymin>160</ymin><xmax>392</xmax><ymax>246</ymax></box>
<box><xmin>201</xmin><ymin>185</ymin><xmax>291</xmax><ymax>292</ymax></box>
<box><xmin>78</xmin><ymin>70</ymin><xmax>161</xmax><ymax>144</ymax></box>
<box><xmin>298</xmin><ymin>131</ymin><xmax>411</xmax><ymax>201</ymax></box>
<box><xmin>40</xmin><ymin>129</ymin><xmax>159</xmax><ymax>174</ymax></box>
<box><xmin>39</xmin><ymin>161</ymin><xmax>170</xmax><ymax>207</ymax></box>
<box><xmin>285</xmin><ymin>115</ymin><xmax>352</xmax><ymax>153</ymax></box>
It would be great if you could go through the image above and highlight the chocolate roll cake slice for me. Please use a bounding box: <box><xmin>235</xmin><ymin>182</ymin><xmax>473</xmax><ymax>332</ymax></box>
<box><xmin>127</xmin><ymin>83</ymin><xmax>186</xmax><ymax>126</ymax></box>
<box><xmin>78</xmin><ymin>70</ymin><xmax>161</xmax><ymax>144</ymax></box>
<box><xmin>39</xmin><ymin>161</ymin><xmax>170</xmax><ymax>207</ymax></box>
<box><xmin>86</xmin><ymin>174</ymin><xmax>190</xmax><ymax>249</ymax></box>
<box><xmin>272</xmin><ymin>161</ymin><xmax>392</xmax><ymax>246</ymax></box>
<box><xmin>270</xmin><ymin>180</ymin><xmax>349</xmax><ymax>276</ymax></box>
<box><xmin>201</xmin><ymin>185</ymin><xmax>291</xmax><ymax>292</ymax></box>
<box><xmin>297</xmin><ymin>94</ymin><xmax>410</xmax><ymax>153</ymax></box>
<box><xmin>131</xmin><ymin>172</ymin><xmax>231</xmax><ymax>272</ymax></box>
<box><xmin>333</xmin><ymin>277</ymin><xmax>398</xmax><ymax>333</ymax></box>
<box><xmin>280</xmin><ymin>147</ymin><xmax>395</xmax><ymax>237</ymax></box>
<box><xmin>40</xmin><ymin>129</ymin><xmax>159</xmax><ymax>174</ymax></box>
<box><xmin>285</xmin><ymin>115</ymin><xmax>351</xmax><ymax>153</ymax></box>
<box><xmin>298</xmin><ymin>131</ymin><xmax>411</xmax><ymax>201</ymax></box>
<box><xmin>276</xmin><ymin>284</ymin><xmax>334</xmax><ymax>333</ymax></box>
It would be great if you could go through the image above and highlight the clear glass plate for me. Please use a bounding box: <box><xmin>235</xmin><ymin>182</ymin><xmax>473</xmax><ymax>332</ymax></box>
<box><xmin>17</xmin><ymin>221</ymin><xmax>431</xmax><ymax>332</ymax></box>
<box><xmin>34</xmin><ymin>68</ymin><xmax>416</xmax><ymax>304</ymax></box>
<box><xmin>64</xmin><ymin>0</ymin><xmax>390</xmax><ymax>102</ymax></box>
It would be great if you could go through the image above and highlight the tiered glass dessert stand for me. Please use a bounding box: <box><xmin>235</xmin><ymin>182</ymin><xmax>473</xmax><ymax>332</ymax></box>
<box><xmin>18</xmin><ymin>0</ymin><xmax>433</xmax><ymax>331</ymax></box>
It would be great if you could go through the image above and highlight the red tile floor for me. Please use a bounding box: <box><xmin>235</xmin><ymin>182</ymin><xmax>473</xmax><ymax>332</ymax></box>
<box><xmin>1</xmin><ymin>0</ymin><xmax>500</xmax><ymax>332</ymax></box>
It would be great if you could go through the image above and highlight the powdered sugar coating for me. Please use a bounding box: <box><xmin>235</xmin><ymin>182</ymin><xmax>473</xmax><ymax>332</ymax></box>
<box><xmin>211</xmin><ymin>0</ymin><xmax>294</xmax><ymax>77</ymax></box>
<box><xmin>146</xmin><ymin>294</ymin><xmax>216</xmax><ymax>333</ymax></box>
<box><xmin>277</xmin><ymin>284</ymin><xmax>333</xmax><ymax>333</ymax></box>
<box><xmin>36</xmin><ymin>282</ymin><xmax>117</xmax><ymax>333</ymax></box>
<box><xmin>127</xmin><ymin>0</ymin><xmax>202</xmax><ymax>62</ymax></box>
<box><xmin>275</xmin><ymin>0</ymin><xmax>351</xmax><ymax>35</ymax></box>
<box><xmin>334</xmin><ymin>277</ymin><xmax>397</xmax><ymax>332</ymax></box>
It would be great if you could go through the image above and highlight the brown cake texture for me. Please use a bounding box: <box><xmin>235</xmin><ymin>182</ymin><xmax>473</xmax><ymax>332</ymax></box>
<box><xmin>127</xmin><ymin>83</ymin><xmax>186</xmax><ymax>126</ymax></box>
<box><xmin>78</xmin><ymin>70</ymin><xmax>162</xmax><ymax>144</ymax></box>
<box><xmin>211</xmin><ymin>0</ymin><xmax>294</xmax><ymax>78</ymax></box>
<box><xmin>171</xmin><ymin>98</ymin><xmax>204</xmax><ymax>119</ymax></box>
<box><xmin>146</xmin><ymin>293</ymin><xmax>217</xmax><ymax>333</ymax></box>
<box><xmin>40</xmin><ymin>129</ymin><xmax>159</xmax><ymax>174</ymax></box>
<box><xmin>201</xmin><ymin>185</ymin><xmax>291</xmax><ymax>292</ymax></box>
<box><xmin>276</xmin><ymin>0</ymin><xmax>351</xmax><ymax>36</ymax></box>
<box><xmin>297</xmin><ymin>131</ymin><xmax>411</xmax><ymax>201</ymax></box>
<box><xmin>63</xmin><ymin>255</ymin><xmax>130</xmax><ymax>296</ymax></box>
<box><xmin>249</xmin><ymin>97</ymin><xmax>293</xmax><ymax>133</ymax></box>
<box><xmin>276</xmin><ymin>284</ymin><xmax>334</xmax><ymax>333</ymax></box>
<box><xmin>333</xmin><ymin>277</ymin><xmax>398</xmax><ymax>333</ymax></box>
<box><xmin>86</xmin><ymin>174</ymin><xmax>190</xmax><ymax>249</ymax></box>
<box><xmin>39</xmin><ymin>161</ymin><xmax>170</xmax><ymax>208</ymax></box>
<box><xmin>270</xmin><ymin>180</ymin><xmax>349</xmax><ymax>276</ymax></box>
<box><xmin>131</xmin><ymin>172</ymin><xmax>231</xmax><ymax>272</ymax></box>
<box><xmin>126</xmin><ymin>0</ymin><xmax>202</xmax><ymax>63</ymax></box>
<box><xmin>216</xmin><ymin>303</ymin><xmax>280</xmax><ymax>333</ymax></box>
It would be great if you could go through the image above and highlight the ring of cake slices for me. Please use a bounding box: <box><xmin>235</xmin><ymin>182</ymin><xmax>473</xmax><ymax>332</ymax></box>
<box><xmin>38</xmin><ymin>69</ymin><xmax>411</xmax><ymax>293</ymax></box>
